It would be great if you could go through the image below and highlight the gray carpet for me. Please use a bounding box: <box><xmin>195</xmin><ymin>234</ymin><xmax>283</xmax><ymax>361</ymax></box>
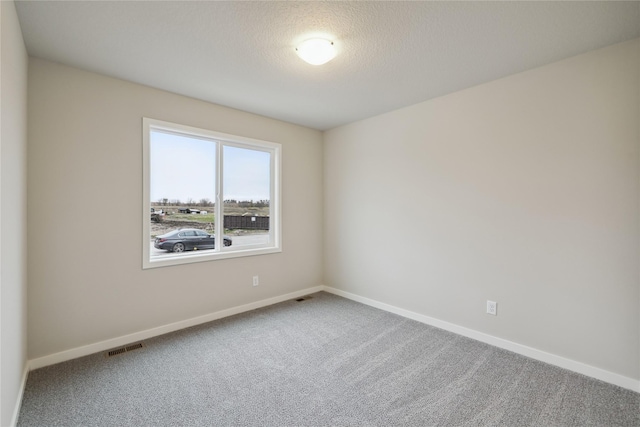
<box><xmin>18</xmin><ymin>292</ymin><xmax>640</xmax><ymax>426</ymax></box>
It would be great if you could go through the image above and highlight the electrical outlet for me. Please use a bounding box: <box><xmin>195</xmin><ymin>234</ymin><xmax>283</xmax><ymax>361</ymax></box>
<box><xmin>253</xmin><ymin>276</ymin><xmax>259</xmax><ymax>287</ymax></box>
<box><xmin>487</xmin><ymin>300</ymin><xmax>497</xmax><ymax>316</ymax></box>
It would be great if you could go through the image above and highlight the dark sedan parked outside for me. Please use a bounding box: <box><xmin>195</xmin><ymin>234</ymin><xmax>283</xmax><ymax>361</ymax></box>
<box><xmin>154</xmin><ymin>228</ymin><xmax>232</xmax><ymax>253</ymax></box>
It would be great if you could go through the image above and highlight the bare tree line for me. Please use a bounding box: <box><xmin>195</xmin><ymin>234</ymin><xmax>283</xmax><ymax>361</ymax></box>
<box><xmin>153</xmin><ymin>198</ymin><xmax>269</xmax><ymax>208</ymax></box>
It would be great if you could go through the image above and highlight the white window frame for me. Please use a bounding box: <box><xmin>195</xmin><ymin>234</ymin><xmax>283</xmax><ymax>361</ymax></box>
<box><xmin>142</xmin><ymin>118</ymin><xmax>281</xmax><ymax>269</ymax></box>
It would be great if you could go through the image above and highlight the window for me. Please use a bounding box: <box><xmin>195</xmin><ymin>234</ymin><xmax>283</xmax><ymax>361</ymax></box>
<box><xmin>143</xmin><ymin>118</ymin><xmax>281</xmax><ymax>269</ymax></box>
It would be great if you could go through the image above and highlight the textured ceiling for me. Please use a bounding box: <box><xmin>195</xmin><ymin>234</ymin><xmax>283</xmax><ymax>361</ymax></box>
<box><xmin>15</xmin><ymin>1</ymin><xmax>640</xmax><ymax>130</ymax></box>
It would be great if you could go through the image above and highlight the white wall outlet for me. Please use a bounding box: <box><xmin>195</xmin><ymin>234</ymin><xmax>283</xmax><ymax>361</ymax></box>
<box><xmin>252</xmin><ymin>276</ymin><xmax>259</xmax><ymax>287</ymax></box>
<box><xmin>487</xmin><ymin>300</ymin><xmax>497</xmax><ymax>316</ymax></box>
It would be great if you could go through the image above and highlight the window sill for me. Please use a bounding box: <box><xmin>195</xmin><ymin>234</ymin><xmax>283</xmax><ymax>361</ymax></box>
<box><xmin>143</xmin><ymin>246</ymin><xmax>282</xmax><ymax>269</ymax></box>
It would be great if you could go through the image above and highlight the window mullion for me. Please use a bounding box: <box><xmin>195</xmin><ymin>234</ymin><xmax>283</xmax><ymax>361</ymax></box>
<box><xmin>269</xmin><ymin>148</ymin><xmax>276</xmax><ymax>247</ymax></box>
<box><xmin>215</xmin><ymin>141</ymin><xmax>224</xmax><ymax>252</ymax></box>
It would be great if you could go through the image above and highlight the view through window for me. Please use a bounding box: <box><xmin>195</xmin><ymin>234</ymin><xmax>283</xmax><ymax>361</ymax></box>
<box><xmin>143</xmin><ymin>119</ymin><xmax>281</xmax><ymax>268</ymax></box>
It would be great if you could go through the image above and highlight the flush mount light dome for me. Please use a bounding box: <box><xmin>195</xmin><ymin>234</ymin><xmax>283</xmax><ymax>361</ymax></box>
<box><xmin>296</xmin><ymin>38</ymin><xmax>336</xmax><ymax>65</ymax></box>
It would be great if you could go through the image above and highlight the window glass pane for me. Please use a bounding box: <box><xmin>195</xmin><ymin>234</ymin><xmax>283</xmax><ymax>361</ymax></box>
<box><xmin>150</xmin><ymin>131</ymin><xmax>216</xmax><ymax>259</ymax></box>
<box><xmin>223</xmin><ymin>145</ymin><xmax>271</xmax><ymax>248</ymax></box>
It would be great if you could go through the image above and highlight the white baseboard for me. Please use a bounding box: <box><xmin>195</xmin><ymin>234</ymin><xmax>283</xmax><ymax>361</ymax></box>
<box><xmin>322</xmin><ymin>286</ymin><xmax>640</xmax><ymax>393</ymax></box>
<box><xmin>26</xmin><ymin>284</ymin><xmax>639</xmax><ymax>394</ymax></box>
<box><xmin>10</xmin><ymin>363</ymin><xmax>29</xmax><ymax>427</ymax></box>
<box><xmin>29</xmin><ymin>286</ymin><xmax>324</xmax><ymax>371</ymax></box>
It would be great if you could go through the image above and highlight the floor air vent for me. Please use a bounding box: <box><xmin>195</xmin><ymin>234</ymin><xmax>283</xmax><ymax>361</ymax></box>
<box><xmin>106</xmin><ymin>342</ymin><xmax>145</xmax><ymax>357</ymax></box>
<box><xmin>295</xmin><ymin>295</ymin><xmax>314</xmax><ymax>302</ymax></box>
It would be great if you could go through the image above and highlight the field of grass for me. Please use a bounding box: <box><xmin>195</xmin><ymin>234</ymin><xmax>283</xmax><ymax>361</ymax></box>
<box><xmin>152</xmin><ymin>204</ymin><xmax>269</xmax><ymax>218</ymax></box>
<box><xmin>168</xmin><ymin>213</ymin><xmax>216</xmax><ymax>223</ymax></box>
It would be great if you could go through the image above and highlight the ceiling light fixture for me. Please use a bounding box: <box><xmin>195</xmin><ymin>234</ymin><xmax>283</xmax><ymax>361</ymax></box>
<box><xmin>295</xmin><ymin>38</ymin><xmax>336</xmax><ymax>65</ymax></box>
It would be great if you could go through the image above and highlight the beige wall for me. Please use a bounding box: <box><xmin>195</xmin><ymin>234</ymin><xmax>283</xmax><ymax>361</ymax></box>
<box><xmin>27</xmin><ymin>58</ymin><xmax>324</xmax><ymax>359</ymax></box>
<box><xmin>324</xmin><ymin>39</ymin><xmax>640</xmax><ymax>380</ymax></box>
<box><xmin>1</xmin><ymin>1</ymin><xmax>29</xmax><ymax>425</ymax></box>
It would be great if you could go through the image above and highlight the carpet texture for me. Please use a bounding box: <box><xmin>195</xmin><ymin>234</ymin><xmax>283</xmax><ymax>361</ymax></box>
<box><xmin>18</xmin><ymin>292</ymin><xmax>639</xmax><ymax>426</ymax></box>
